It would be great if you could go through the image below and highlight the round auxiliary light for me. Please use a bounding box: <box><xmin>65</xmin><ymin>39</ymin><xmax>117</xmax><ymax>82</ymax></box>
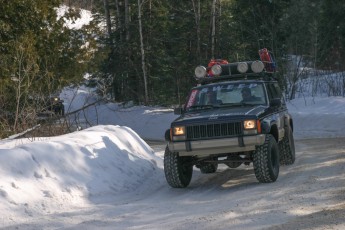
<box><xmin>211</xmin><ymin>64</ymin><xmax>222</xmax><ymax>76</ymax></box>
<box><xmin>237</xmin><ymin>62</ymin><xmax>248</xmax><ymax>73</ymax></box>
<box><xmin>195</xmin><ymin>66</ymin><xmax>207</xmax><ymax>78</ymax></box>
<box><xmin>251</xmin><ymin>60</ymin><xmax>265</xmax><ymax>73</ymax></box>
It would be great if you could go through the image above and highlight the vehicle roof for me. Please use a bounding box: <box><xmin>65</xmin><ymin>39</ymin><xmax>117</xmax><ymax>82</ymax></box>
<box><xmin>192</xmin><ymin>78</ymin><xmax>277</xmax><ymax>89</ymax></box>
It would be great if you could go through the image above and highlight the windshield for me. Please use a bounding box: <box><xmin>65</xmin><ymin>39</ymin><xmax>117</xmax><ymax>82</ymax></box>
<box><xmin>185</xmin><ymin>82</ymin><xmax>267</xmax><ymax>111</ymax></box>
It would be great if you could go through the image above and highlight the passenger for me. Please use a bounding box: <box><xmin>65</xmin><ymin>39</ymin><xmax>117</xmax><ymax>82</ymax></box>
<box><xmin>205</xmin><ymin>90</ymin><xmax>222</xmax><ymax>105</ymax></box>
<box><xmin>205</xmin><ymin>91</ymin><xmax>216</xmax><ymax>104</ymax></box>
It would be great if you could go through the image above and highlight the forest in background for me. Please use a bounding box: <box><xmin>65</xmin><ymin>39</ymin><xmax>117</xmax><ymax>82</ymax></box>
<box><xmin>0</xmin><ymin>0</ymin><xmax>344</xmax><ymax>137</ymax></box>
<box><xmin>63</xmin><ymin>0</ymin><xmax>345</xmax><ymax>103</ymax></box>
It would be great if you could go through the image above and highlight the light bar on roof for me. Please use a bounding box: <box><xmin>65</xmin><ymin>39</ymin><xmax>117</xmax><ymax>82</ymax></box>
<box><xmin>237</xmin><ymin>62</ymin><xmax>249</xmax><ymax>73</ymax></box>
<box><xmin>210</xmin><ymin>64</ymin><xmax>222</xmax><ymax>76</ymax></box>
<box><xmin>251</xmin><ymin>60</ymin><xmax>265</xmax><ymax>73</ymax></box>
<box><xmin>195</xmin><ymin>66</ymin><xmax>207</xmax><ymax>79</ymax></box>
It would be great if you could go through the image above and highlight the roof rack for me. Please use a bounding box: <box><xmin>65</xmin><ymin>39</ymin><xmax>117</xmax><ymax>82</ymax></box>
<box><xmin>194</xmin><ymin>61</ymin><xmax>277</xmax><ymax>85</ymax></box>
<box><xmin>196</xmin><ymin>73</ymin><xmax>276</xmax><ymax>85</ymax></box>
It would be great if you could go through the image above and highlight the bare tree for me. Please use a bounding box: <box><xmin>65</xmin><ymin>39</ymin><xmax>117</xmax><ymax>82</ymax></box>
<box><xmin>11</xmin><ymin>38</ymin><xmax>39</xmax><ymax>132</ymax></box>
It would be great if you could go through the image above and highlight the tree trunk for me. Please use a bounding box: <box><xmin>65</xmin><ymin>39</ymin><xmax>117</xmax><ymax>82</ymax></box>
<box><xmin>115</xmin><ymin>0</ymin><xmax>123</xmax><ymax>42</ymax></box>
<box><xmin>211</xmin><ymin>0</ymin><xmax>216</xmax><ymax>58</ymax></box>
<box><xmin>138</xmin><ymin>0</ymin><xmax>148</xmax><ymax>104</ymax></box>
<box><xmin>103</xmin><ymin>0</ymin><xmax>112</xmax><ymax>39</ymax></box>
<box><xmin>125</xmin><ymin>0</ymin><xmax>130</xmax><ymax>41</ymax></box>
<box><xmin>191</xmin><ymin>0</ymin><xmax>201</xmax><ymax>62</ymax></box>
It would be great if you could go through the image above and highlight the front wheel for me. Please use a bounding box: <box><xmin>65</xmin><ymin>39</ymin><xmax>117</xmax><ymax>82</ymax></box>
<box><xmin>164</xmin><ymin>145</ymin><xmax>193</xmax><ymax>188</ymax></box>
<box><xmin>253</xmin><ymin>134</ymin><xmax>280</xmax><ymax>183</ymax></box>
<box><xmin>280</xmin><ymin>127</ymin><xmax>295</xmax><ymax>165</ymax></box>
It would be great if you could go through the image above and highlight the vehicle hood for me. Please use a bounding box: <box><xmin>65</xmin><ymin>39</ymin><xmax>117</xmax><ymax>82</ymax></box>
<box><xmin>173</xmin><ymin>105</ymin><xmax>267</xmax><ymax>125</ymax></box>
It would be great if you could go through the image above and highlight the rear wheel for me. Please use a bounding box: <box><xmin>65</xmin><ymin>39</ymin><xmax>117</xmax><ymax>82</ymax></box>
<box><xmin>253</xmin><ymin>134</ymin><xmax>280</xmax><ymax>183</ymax></box>
<box><xmin>199</xmin><ymin>162</ymin><xmax>218</xmax><ymax>174</ymax></box>
<box><xmin>164</xmin><ymin>145</ymin><xmax>193</xmax><ymax>188</ymax></box>
<box><xmin>226</xmin><ymin>155</ymin><xmax>243</xmax><ymax>168</ymax></box>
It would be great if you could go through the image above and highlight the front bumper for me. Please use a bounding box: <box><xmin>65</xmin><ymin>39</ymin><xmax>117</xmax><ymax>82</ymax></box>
<box><xmin>168</xmin><ymin>134</ymin><xmax>266</xmax><ymax>157</ymax></box>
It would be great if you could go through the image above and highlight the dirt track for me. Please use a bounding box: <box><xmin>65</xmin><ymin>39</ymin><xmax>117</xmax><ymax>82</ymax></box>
<box><xmin>149</xmin><ymin>137</ymin><xmax>345</xmax><ymax>230</ymax></box>
<box><xmin>263</xmin><ymin>138</ymin><xmax>345</xmax><ymax>230</ymax></box>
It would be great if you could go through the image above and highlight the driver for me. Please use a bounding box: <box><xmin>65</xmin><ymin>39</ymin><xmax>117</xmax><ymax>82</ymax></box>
<box><xmin>241</xmin><ymin>87</ymin><xmax>258</xmax><ymax>102</ymax></box>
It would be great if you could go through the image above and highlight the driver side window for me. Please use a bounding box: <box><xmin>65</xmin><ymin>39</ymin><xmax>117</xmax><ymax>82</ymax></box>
<box><xmin>267</xmin><ymin>83</ymin><xmax>285</xmax><ymax>105</ymax></box>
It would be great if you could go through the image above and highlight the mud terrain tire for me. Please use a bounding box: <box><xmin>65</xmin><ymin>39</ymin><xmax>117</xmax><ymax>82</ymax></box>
<box><xmin>253</xmin><ymin>134</ymin><xmax>279</xmax><ymax>183</ymax></box>
<box><xmin>280</xmin><ymin>127</ymin><xmax>295</xmax><ymax>165</ymax></box>
<box><xmin>199</xmin><ymin>163</ymin><xmax>218</xmax><ymax>174</ymax></box>
<box><xmin>164</xmin><ymin>146</ymin><xmax>193</xmax><ymax>188</ymax></box>
<box><xmin>226</xmin><ymin>155</ymin><xmax>243</xmax><ymax>168</ymax></box>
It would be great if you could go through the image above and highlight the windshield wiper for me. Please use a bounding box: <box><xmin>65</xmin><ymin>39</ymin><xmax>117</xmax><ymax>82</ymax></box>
<box><xmin>241</xmin><ymin>102</ymin><xmax>261</xmax><ymax>106</ymax></box>
<box><xmin>241</xmin><ymin>102</ymin><xmax>253</xmax><ymax>106</ymax></box>
<box><xmin>188</xmin><ymin>104</ymin><xmax>217</xmax><ymax>111</ymax></box>
<box><xmin>218</xmin><ymin>103</ymin><xmax>245</xmax><ymax>108</ymax></box>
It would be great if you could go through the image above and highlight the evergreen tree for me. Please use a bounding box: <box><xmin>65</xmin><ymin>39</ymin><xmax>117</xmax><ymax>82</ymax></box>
<box><xmin>317</xmin><ymin>0</ymin><xmax>345</xmax><ymax>70</ymax></box>
<box><xmin>0</xmin><ymin>0</ymin><xmax>93</xmax><ymax>134</ymax></box>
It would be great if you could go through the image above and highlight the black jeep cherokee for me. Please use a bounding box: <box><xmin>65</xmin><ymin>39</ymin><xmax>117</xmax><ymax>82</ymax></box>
<box><xmin>164</xmin><ymin>60</ymin><xmax>295</xmax><ymax>188</ymax></box>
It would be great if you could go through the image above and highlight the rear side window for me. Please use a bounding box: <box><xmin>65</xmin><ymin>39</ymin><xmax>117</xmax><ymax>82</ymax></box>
<box><xmin>267</xmin><ymin>83</ymin><xmax>278</xmax><ymax>99</ymax></box>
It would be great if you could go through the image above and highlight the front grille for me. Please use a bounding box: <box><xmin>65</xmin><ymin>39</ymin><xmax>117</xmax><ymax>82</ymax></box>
<box><xmin>186</xmin><ymin>122</ymin><xmax>242</xmax><ymax>140</ymax></box>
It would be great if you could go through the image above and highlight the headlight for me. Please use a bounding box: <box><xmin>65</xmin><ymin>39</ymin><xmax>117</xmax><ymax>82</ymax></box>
<box><xmin>173</xmin><ymin>126</ymin><xmax>185</xmax><ymax>135</ymax></box>
<box><xmin>244</xmin><ymin>120</ymin><xmax>256</xmax><ymax>129</ymax></box>
<box><xmin>243</xmin><ymin>120</ymin><xmax>261</xmax><ymax>135</ymax></box>
<box><xmin>172</xmin><ymin>126</ymin><xmax>186</xmax><ymax>141</ymax></box>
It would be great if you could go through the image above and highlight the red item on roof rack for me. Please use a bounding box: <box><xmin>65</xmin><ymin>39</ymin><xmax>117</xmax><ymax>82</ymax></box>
<box><xmin>259</xmin><ymin>48</ymin><xmax>276</xmax><ymax>72</ymax></box>
<box><xmin>207</xmin><ymin>59</ymin><xmax>229</xmax><ymax>77</ymax></box>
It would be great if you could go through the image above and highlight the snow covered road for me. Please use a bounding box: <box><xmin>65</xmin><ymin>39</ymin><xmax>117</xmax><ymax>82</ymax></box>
<box><xmin>5</xmin><ymin>137</ymin><xmax>345</xmax><ymax>230</ymax></box>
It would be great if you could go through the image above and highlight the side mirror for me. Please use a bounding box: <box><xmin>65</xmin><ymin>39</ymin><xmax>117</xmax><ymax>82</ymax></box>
<box><xmin>174</xmin><ymin>107</ymin><xmax>184</xmax><ymax>115</ymax></box>
<box><xmin>270</xmin><ymin>98</ymin><xmax>281</xmax><ymax>107</ymax></box>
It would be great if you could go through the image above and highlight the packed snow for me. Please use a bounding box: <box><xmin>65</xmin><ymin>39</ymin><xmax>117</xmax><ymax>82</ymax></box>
<box><xmin>1</xmin><ymin>84</ymin><xmax>345</xmax><ymax>229</ymax></box>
